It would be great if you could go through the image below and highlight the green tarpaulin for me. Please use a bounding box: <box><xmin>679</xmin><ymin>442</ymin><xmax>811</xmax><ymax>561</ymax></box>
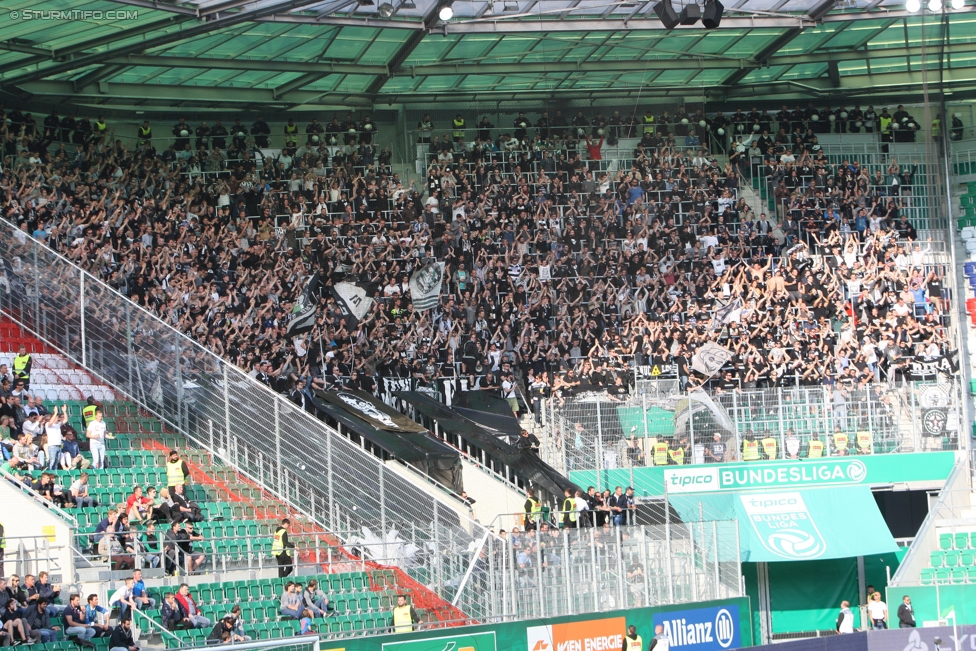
<box><xmin>670</xmin><ymin>486</ymin><xmax>899</xmax><ymax>562</ymax></box>
<box><xmin>617</xmin><ymin>406</ymin><xmax>675</xmax><ymax>436</ymax></box>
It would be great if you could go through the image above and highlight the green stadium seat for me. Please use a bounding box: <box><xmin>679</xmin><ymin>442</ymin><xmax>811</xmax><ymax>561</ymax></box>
<box><xmin>955</xmin><ymin>533</ymin><xmax>969</xmax><ymax>549</ymax></box>
<box><xmin>946</xmin><ymin>551</ymin><xmax>961</xmax><ymax>567</ymax></box>
<box><xmin>935</xmin><ymin>568</ymin><xmax>951</xmax><ymax>583</ymax></box>
<box><xmin>921</xmin><ymin>568</ymin><xmax>935</xmax><ymax>585</ymax></box>
<box><xmin>968</xmin><ymin>567</ymin><xmax>976</xmax><ymax>583</ymax></box>
<box><xmin>930</xmin><ymin>550</ymin><xmax>946</xmax><ymax>567</ymax></box>
<box><xmin>962</xmin><ymin>551</ymin><xmax>975</xmax><ymax>567</ymax></box>
<box><xmin>940</xmin><ymin>534</ymin><xmax>953</xmax><ymax>550</ymax></box>
<box><xmin>951</xmin><ymin>568</ymin><xmax>966</xmax><ymax>584</ymax></box>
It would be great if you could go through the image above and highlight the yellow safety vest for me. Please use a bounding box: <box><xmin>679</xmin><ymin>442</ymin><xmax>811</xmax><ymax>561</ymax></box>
<box><xmin>452</xmin><ymin>119</ymin><xmax>465</xmax><ymax>139</ymax></box>
<box><xmin>761</xmin><ymin>437</ymin><xmax>778</xmax><ymax>460</ymax></box>
<box><xmin>643</xmin><ymin>115</ymin><xmax>655</xmax><ymax>134</ymax></box>
<box><xmin>857</xmin><ymin>430</ymin><xmax>872</xmax><ymax>453</ymax></box>
<box><xmin>139</xmin><ymin>126</ymin><xmax>152</xmax><ymax>140</ymax></box>
<box><xmin>625</xmin><ymin>635</ymin><xmax>643</xmax><ymax>651</ymax></box>
<box><xmin>525</xmin><ymin>498</ymin><xmax>541</xmax><ymax>523</ymax></box>
<box><xmin>669</xmin><ymin>447</ymin><xmax>685</xmax><ymax>465</ymax></box>
<box><xmin>742</xmin><ymin>440</ymin><xmax>760</xmax><ymax>461</ymax></box>
<box><xmin>285</xmin><ymin>124</ymin><xmax>298</xmax><ymax>134</ymax></box>
<box><xmin>271</xmin><ymin>528</ymin><xmax>287</xmax><ymax>555</ymax></box>
<box><xmin>834</xmin><ymin>433</ymin><xmax>849</xmax><ymax>452</ymax></box>
<box><xmin>393</xmin><ymin>605</ymin><xmax>414</xmax><ymax>632</ymax></box>
<box><xmin>95</xmin><ymin>121</ymin><xmax>107</xmax><ymax>133</ymax></box>
<box><xmin>879</xmin><ymin>116</ymin><xmax>892</xmax><ymax>134</ymax></box>
<box><xmin>0</xmin><ymin>522</ymin><xmax>5</xmax><ymax>549</ymax></box>
<box><xmin>166</xmin><ymin>459</ymin><xmax>185</xmax><ymax>487</ymax></box>
<box><xmin>653</xmin><ymin>442</ymin><xmax>669</xmax><ymax>466</ymax></box>
<box><xmin>562</xmin><ymin>498</ymin><xmax>577</xmax><ymax>524</ymax></box>
<box><xmin>82</xmin><ymin>405</ymin><xmax>98</xmax><ymax>424</ymax></box>
<box><xmin>13</xmin><ymin>353</ymin><xmax>30</xmax><ymax>379</ymax></box>
<box><xmin>932</xmin><ymin>119</ymin><xmax>941</xmax><ymax>134</ymax></box>
<box><xmin>808</xmin><ymin>440</ymin><xmax>824</xmax><ymax>458</ymax></box>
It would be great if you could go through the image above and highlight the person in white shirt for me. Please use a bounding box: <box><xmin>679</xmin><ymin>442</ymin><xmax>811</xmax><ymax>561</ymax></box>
<box><xmin>44</xmin><ymin>405</ymin><xmax>66</xmax><ymax>471</ymax></box>
<box><xmin>85</xmin><ymin>408</ymin><xmax>108</xmax><ymax>470</ymax></box>
<box><xmin>867</xmin><ymin>592</ymin><xmax>888</xmax><ymax>629</ymax></box>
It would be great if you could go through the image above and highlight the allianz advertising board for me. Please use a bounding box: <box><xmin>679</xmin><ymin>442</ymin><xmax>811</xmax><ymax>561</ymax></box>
<box><xmin>652</xmin><ymin>605</ymin><xmax>740</xmax><ymax>651</ymax></box>
<box><xmin>664</xmin><ymin>459</ymin><xmax>870</xmax><ymax>493</ymax></box>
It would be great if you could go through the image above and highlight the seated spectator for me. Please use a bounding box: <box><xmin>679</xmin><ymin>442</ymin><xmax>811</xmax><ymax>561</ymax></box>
<box><xmin>99</xmin><ymin>532</ymin><xmax>135</xmax><ymax>571</ymax></box>
<box><xmin>279</xmin><ymin>582</ymin><xmax>303</xmax><ymax>620</ymax></box>
<box><xmin>130</xmin><ymin>570</ymin><xmax>155</xmax><ymax>611</ymax></box>
<box><xmin>178</xmin><ymin>522</ymin><xmax>206</xmax><ymax>573</ymax></box>
<box><xmin>62</xmin><ymin>593</ymin><xmax>96</xmax><ymax>647</ymax></box>
<box><xmin>109</xmin><ymin>578</ymin><xmax>137</xmax><ymax>622</ymax></box>
<box><xmin>299</xmin><ymin>610</ymin><xmax>316</xmax><ymax>635</ymax></box>
<box><xmin>139</xmin><ymin>521</ymin><xmax>162</xmax><ymax>569</ymax></box>
<box><xmin>174</xmin><ymin>584</ymin><xmax>209</xmax><ymax>629</ymax></box>
<box><xmin>160</xmin><ymin>593</ymin><xmax>189</xmax><ymax>631</ymax></box>
<box><xmin>59</xmin><ymin>427</ymin><xmax>90</xmax><ymax>470</ymax></box>
<box><xmin>22</xmin><ymin>599</ymin><xmax>57</xmax><ymax>643</ymax></box>
<box><xmin>69</xmin><ymin>472</ymin><xmax>96</xmax><ymax>508</ymax></box>
<box><xmin>207</xmin><ymin>617</ymin><xmax>245</xmax><ymax>645</ymax></box>
<box><xmin>84</xmin><ymin>594</ymin><xmax>113</xmax><ymax>638</ymax></box>
<box><xmin>126</xmin><ymin>486</ymin><xmax>155</xmax><ymax>524</ymax></box>
<box><xmin>222</xmin><ymin>605</ymin><xmax>251</xmax><ymax>641</ymax></box>
<box><xmin>35</xmin><ymin>572</ymin><xmax>63</xmax><ymax>615</ymax></box>
<box><xmin>1</xmin><ymin>598</ymin><xmax>29</xmax><ymax>645</ymax></box>
<box><xmin>108</xmin><ymin>617</ymin><xmax>140</xmax><ymax>651</ymax></box>
<box><xmin>302</xmin><ymin>580</ymin><xmax>333</xmax><ymax>617</ymax></box>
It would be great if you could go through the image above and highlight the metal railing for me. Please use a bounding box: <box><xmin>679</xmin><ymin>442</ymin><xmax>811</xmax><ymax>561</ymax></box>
<box><xmin>543</xmin><ymin>381</ymin><xmax>962</xmax><ymax>477</ymax></box>
<box><xmin>0</xmin><ymin>216</ymin><xmax>495</xmax><ymax>621</ymax></box>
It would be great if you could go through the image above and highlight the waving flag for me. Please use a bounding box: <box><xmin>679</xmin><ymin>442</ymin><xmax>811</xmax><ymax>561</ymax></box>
<box><xmin>284</xmin><ymin>272</ymin><xmax>320</xmax><ymax>337</ymax></box>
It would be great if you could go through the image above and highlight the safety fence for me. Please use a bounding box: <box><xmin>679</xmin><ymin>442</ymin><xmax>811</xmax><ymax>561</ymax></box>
<box><xmin>0</xmin><ymin>217</ymin><xmax>495</xmax><ymax>621</ymax></box>
<box><xmin>541</xmin><ymin>381</ymin><xmax>962</xmax><ymax>477</ymax></box>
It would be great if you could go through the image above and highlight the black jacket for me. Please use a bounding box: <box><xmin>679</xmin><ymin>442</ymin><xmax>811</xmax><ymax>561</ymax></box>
<box><xmin>110</xmin><ymin>625</ymin><xmax>135</xmax><ymax>649</ymax></box>
<box><xmin>897</xmin><ymin>603</ymin><xmax>915</xmax><ymax>627</ymax></box>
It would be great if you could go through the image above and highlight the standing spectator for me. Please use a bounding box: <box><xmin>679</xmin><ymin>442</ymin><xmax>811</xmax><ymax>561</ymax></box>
<box><xmin>868</xmin><ymin>592</ymin><xmax>888</xmax><ymax>629</ymax></box>
<box><xmin>897</xmin><ymin>596</ymin><xmax>915</xmax><ymax>628</ymax></box>
<box><xmin>836</xmin><ymin>601</ymin><xmax>855</xmax><ymax>634</ymax></box>
<box><xmin>12</xmin><ymin>345</ymin><xmax>31</xmax><ymax>391</ymax></box>
<box><xmin>44</xmin><ymin>406</ymin><xmax>66</xmax><ymax>470</ymax></box>
<box><xmin>706</xmin><ymin>433</ymin><xmax>726</xmax><ymax>463</ymax></box>
<box><xmin>85</xmin><ymin>409</ymin><xmax>108</xmax><ymax>470</ymax></box>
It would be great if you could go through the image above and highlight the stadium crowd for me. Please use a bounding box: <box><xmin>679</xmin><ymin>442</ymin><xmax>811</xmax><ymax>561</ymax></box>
<box><xmin>0</xmin><ymin>102</ymin><xmax>953</xmax><ymax>416</ymax></box>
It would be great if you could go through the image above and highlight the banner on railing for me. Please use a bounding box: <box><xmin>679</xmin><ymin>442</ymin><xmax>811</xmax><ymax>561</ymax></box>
<box><xmin>359</xmin><ymin>598</ymin><xmax>751</xmax><ymax>651</ymax></box>
<box><xmin>570</xmin><ymin>451</ymin><xmax>956</xmax><ymax>497</ymax></box>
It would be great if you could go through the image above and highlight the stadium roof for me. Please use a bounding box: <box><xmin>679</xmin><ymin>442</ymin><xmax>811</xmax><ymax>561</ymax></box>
<box><xmin>0</xmin><ymin>0</ymin><xmax>974</xmax><ymax>110</ymax></box>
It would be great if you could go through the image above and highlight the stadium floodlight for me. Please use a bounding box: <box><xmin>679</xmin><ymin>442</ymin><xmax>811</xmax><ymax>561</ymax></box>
<box><xmin>928</xmin><ymin>0</ymin><xmax>942</xmax><ymax>10</ymax></box>
<box><xmin>906</xmin><ymin>0</ymin><xmax>921</xmax><ymax>10</ymax></box>
<box><xmin>377</xmin><ymin>2</ymin><xmax>394</xmax><ymax>16</ymax></box>
<box><xmin>439</xmin><ymin>3</ymin><xmax>454</xmax><ymax>19</ymax></box>
<box><xmin>951</xmin><ymin>0</ymin><xmax>964</xmax><ymax>9</ymax></box>
<box><xmin>503</xmin><ymin>0</ymin><xmax>518</xmax><ymax>10</ymax></box>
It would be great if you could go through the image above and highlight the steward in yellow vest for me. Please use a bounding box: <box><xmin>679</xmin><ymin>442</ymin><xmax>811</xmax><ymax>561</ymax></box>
<box><xmin>452</xmin><ymin>115</ymin><xmax>466</xmax><ymax>142</ymax></box>
<box><xmin>652</xmin><ymin>441</ymin><xmax>669</xmax><ymax>466</ymax></box>
<box><xmin>807</xmin><ymin>435</ymin><xmax>824</xmax><ymax>459</ymax></box>
<box><xmin>138</xmin><ymin>121</ymin><xmax>152</xmax><ymax>145</ymax></box>
<box><xmin>623</xmin><ymin>625</ymin><xmax>643</xmax><ymax>651</ymax></box>
<box><xmin>669</xmin><ymin>446</ymin><xmax>685</xmax><ymax>465</ymax></box>
<box><xmin>742</xmin><ymin>435</ymin><xmax>760</xmax><ymax>461</ymax></box>
<box><xmin>524</xmin><ymin>489</ymin><xmax>542</xmax><ymax>531</ymax></box>
<box><xmin>13</xmin><ymin>344</ymin><xmax>31</xmax><ymax>388</ymax></box>
<box><xmin>642</xmin><ymin>112</ymin><xmax>656</xmax><ymax>134</ymax></box>
<box><xmin>82</xmin><ymin>397</ymin><xmax>99</xmax><ymax>427</ymax></box>
<box><xmin>856</xmin><ymin>428</ymin><xmax>872</xmax><ymax>455</ymax></box>
<box><xmin>761</xmin><ymin>436</ymin><xmax>778</xmax><ymax>461</ymax></box>
<box><xmin>272</xmin><ymin>518</ymin><xmax>295</xmax><ymax>578</ymax></box>
<box><xmin>165</xmin><ymin>450</ymin><xmax>189</xmax><ymax>490</ymax></box>
<box><xmin>562</xmin><ymin>489</ymin><xmax>578</xmax><ymax>528</ymax></box>
<box><xmin>833</xmin><ymin>430</ymin><xmax>849</xmax><ymax>456</ymax></box>
<box><xmin>284</xmin><ymin>120</ymin><xmax>298</xmax><ymax>147</ymax></box>
<box><xmin>391</xmin><ymin>595</ymin><xmax>419</xmax><ymax>633</ymax></box>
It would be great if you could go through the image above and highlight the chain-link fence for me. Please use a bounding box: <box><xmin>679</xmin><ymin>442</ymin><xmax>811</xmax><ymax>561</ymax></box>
<box><xmin>543</xmin><ymin>380</ymin><xmax>962</xmax><ymax>478</ymax></box>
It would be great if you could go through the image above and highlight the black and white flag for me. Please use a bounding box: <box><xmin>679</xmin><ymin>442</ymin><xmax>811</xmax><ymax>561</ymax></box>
<box><xmin>691</xmin><ymin>342</ymin><xmax>733</xmax><ymax>377</ymax></box>
<box><xmin>331</xmin><ymin>281</ymin><xmax>373</xmax><ymax>327</ymax></box>
<box><xmin>711</xmin><ymin>297</ymin><xmax>743</xmax><ymax>331</ymax></box>
<box><xmin>410</xmin><ymin>260</ymin><xmax>444</xmax><ymax>311</ymax></box>
<box><xmin>284</xmin><ymin>272</ymin><xmax>320</xmax><ymax>337</ymax></box>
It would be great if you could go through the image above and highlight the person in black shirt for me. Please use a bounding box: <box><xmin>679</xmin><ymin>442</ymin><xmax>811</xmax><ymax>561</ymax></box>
<box><xmin>516</xmin><ymin>429</ymin><xmax>540</xmax><ymax>454</ymax></box>
<box><xmin>707</xmin><ymin>433</ymin><xmax>726</xmax><ymax>463</ymax></box>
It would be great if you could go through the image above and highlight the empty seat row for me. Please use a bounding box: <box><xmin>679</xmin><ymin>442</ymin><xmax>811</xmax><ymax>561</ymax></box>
<box><xmin>938</xmin><ymin>532</ymin><xmax>976</xmax><ymax>551</ymax></box>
